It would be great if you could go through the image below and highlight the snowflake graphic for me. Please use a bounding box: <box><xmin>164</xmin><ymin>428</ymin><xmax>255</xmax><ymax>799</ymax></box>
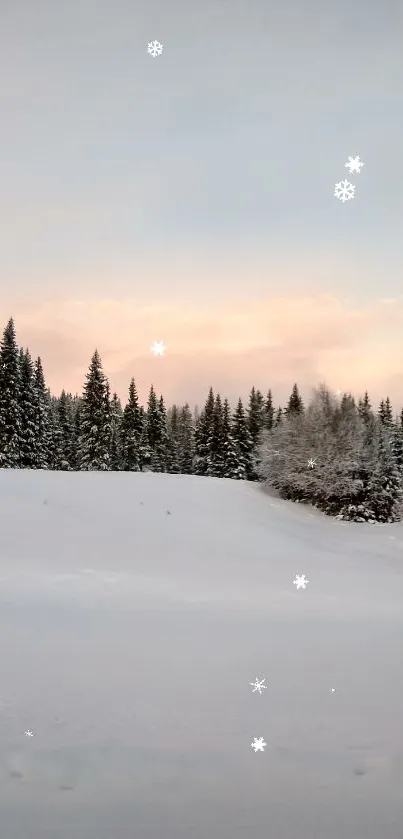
<box><xmin>151</xmin><ymin>341</ymin><xmax>166</xmax><ymax>356</ymax></box>
<box><xmin>249</xmin><ymin>677</ymin><xmax>267</xmax><ymax>695</ymax></box>
<box><xmin>307</xmin><ymin>458</ymin><xmax>316</xmax><ymax>468</ymax></box>
<box><xmin>147</xmin><ymin>40</ymin><xmax>163</xmax><ymax>57</ymax></box>
<box><xmin>251</xmin><ymin>736</ymin><xmax>267</xmax><ymax>752</ymax></box>
<box><xmin>293</xmin><ymin>573</ymin><xmax>310</xmax><ymax>590</ymax></box>
<box><xmin>24</xmin><ymin>730</ymin><xmax>34</xmax><ymax>737</ymax></box>
<box><xmin>334</xmin><ymin>179</ymin><xmax>355</xmax><ymax>202</ymax></box>
<box><xmin>345</xmin><ymin>155</ymin><xmax>364</xmax><ymax>175</ymax></box>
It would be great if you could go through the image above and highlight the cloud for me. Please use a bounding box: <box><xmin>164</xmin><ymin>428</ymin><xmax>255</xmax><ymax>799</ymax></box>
<box><xmin>1</xmin><ymin>293</ymin><xmax>402</xmax><ymax>408</ymax></box>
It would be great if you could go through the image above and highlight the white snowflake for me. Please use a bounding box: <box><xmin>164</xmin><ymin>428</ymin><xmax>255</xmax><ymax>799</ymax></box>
<box><xmin>334</xmin><ymin>179</ymin><xmax>355</xmax><ymax>202</ymax></box>
<box><xmin>345</xmin><ymin>155</ymin><xmax>364</xmax><ymax>174</ymax></box>
<box><xmin>251</xmin><ymin>736</ymin><xmax>267</xmax><ymax>752</ymax></box>
<box><xmin>293</xmin><ymin>573</ymin><xmax>310</xmax><ymax>590</ymax></box>
<box><xmin>24</xmin><ymin>730</ymin><xmax>34</xmax><ymax>737</ymax></box>
<box><xmin>147</xmin><ymin>40</ymin><xmax>163</xmax><ymax>57</ymax></box>
<box><xmin>307</xmin><ymin>458</ymin><xmax>316</xmax><ymax>468</ymax></box>
<box><xmin>151</xmin><ymin>341</ymin><xmax>166</xmax><ymax>356</ymax></box>
<box><xmin>249</xmin><ymin>677</ymin><xmax>267</xmax><ymax>695</ymax></box>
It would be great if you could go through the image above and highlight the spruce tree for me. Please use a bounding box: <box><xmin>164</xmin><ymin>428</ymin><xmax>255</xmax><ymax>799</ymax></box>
<box><xmin>109</xmin><ymin>392</ymin><xmax>123</xmax><ymax>470</ymax></box>
<box><xmin>55</xmin><ymin>390</ymin><xmax>74</xmax><ymax>470</ymax></box>
<box><xmin>366</xmin><ymin>428</ymin><xmax>403</xmax><ymax>522</ymax></box>
<box><xmin>77</xmin><ymin>350</ymin><xmax>111</xmax><ymax>471</ymax></box>
<box><xmin>264</xmin><ymin>389</ymin><xmax>274</xmax><ymax>430</ymax></box>
<box><xmin>221</xmin><ymin>398</ymin><xmax>244</xmax><ymax>479</ymax></box>
<box><xmin>18</xmin><ymin>348</ymin><xmax>36</xmax><ymax>468</ymax></box>
<box><xmin>166</xmin><ymin>405</ymin><xmax>181</xmax><ymax>474</ymax></box>
<box><xmin>32</xmin><ymin>356</ymin><xmax>52</xmax><ymax>469</ymax></box>
<box><xmin>121</xmin><ymin>378</ymin><xmax>143</xmax><ymax>471</ymax></box>
<box><xmin>285</xmin><ymin>383</ymin><xmax>304</xmax><ymax>416</ymax></box>
<box><xmin>178</xmin><ymin>404</ymin><xmax>194</xmax><ymax>474</ymax></box>
<box><xmin>247</xmin><ymin>387</ymin><xmax>265</xmax><ymax>445</ymax></box>
<box><xmin>0</xmin><ymin>318</ymin><xmax>21</xmax><ymax>467</ymax></box>
<box><xmin>194</xmin><ymin>387</ymin><xmax>215</xmax><ymax>475</ymax></box>
<box><xmin>274</xmin><ymin>407</ymin><xmax>283</xmax><ymax>426</ymax></box>
<box><xmin>232</xmin><ymin>398</ymin><xmax>254</xmax><ymax>479</ymax></box>
<box><xmin>206</xmin><ymin>393</ymin><xmax>225</xmax><ymax>477</ymax></box>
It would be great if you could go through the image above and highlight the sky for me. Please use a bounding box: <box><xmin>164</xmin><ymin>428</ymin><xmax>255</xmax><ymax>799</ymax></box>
<box><xmin>0</xmin><ymin>0</ymin><xmax>402</xmax><ymax>410</ymax></box>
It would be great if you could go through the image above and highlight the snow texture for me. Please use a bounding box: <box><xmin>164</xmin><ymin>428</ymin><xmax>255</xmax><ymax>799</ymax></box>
<box><xmin>1</xmin><ymin>470</ymin><xmax>403</xmax><ymax>838</ymax></box>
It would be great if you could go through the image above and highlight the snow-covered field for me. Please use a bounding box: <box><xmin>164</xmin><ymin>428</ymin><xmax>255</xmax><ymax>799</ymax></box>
<box><xmin>1</xmin><ymin>470</ymin><xmax>403</xmax><ymax>839</ymax></box>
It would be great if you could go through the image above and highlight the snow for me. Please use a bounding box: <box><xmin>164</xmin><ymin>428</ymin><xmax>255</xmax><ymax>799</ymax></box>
<box><xmin>1</xmin><ymin>470</ymin><xmax>403</xmax><ymax>839</ymax></box>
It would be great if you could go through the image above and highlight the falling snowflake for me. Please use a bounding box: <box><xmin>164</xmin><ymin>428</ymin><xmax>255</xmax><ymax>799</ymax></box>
<box><xmin>293</xmin><ymin>574</ymin><xmax>310</xmax><ymax>590</ymax></box>
<box><xmin>334</xmin><ymin>179</ymin><xmax>355</xmax><ymax>202</ymax></box>
<box><xmin>147</xmin><ymin>40</ymin><xmax>163</xmax><ymax>57</ymax></box>
<box><xmin>24</xmin><ymin>730</ymin><xmax>34</xmax><ymax>737</ymax></box>
<box><xmin>307</xmin><ymin>458</ymin><xmax>316</xmax><ymax>468</ymax></box>
<box><xmin>249</xmin><ymin>677</ymin><xmax>267</xmax><ymax>695</ymax></box>
<box><xmin>251</xmin><ymin>736</ymin><xmax>267</xmax><ymax>753</ymax></box>
<box><xmin>151</xmin><ymin>341</ymin><xmax>166</xmax><ymax>356</ymax></box>
<box><xmin>345</xmin><ymin>155</ymin><xmax>364</xmax><ymax>175</ymax></box>
<box><xmin>330</xmin><ymin>688</ymin><xmax>336</xmax><ymax>693</ymax></box>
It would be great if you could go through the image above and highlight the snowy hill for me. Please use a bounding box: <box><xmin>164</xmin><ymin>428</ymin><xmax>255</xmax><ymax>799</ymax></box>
<box><xmin>1</xmin><ymin>470</ymin><xmax>403</xmax><ymax>839</ymax></box>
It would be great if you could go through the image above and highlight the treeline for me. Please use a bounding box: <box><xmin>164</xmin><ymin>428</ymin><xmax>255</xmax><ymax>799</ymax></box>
<box><xmin>0</xmin><ymin>318</ymin><xmax>402</xmax><ymax>523</ymax></box>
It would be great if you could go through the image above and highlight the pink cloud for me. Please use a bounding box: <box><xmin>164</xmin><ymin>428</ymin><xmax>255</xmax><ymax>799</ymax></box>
<box><xmin>1</xmin><ymin>293</ymin><xmax>402</xmax><ymax>410</ymax></box>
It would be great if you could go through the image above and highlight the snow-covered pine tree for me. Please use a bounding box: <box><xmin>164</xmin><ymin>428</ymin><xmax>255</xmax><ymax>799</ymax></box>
<box><xmin>232</xmin><ymin>398</ymin><xmax>254</xmax><ymax>480</ymax></box>
<box><xmin>221</xmin><ymin>398</ymin><xmax>244</xmax><ymax>479</ymax></box>
<box><xmin>365</xmin><ymin>426</ymin><xmax>403</xmax><ymax>522</ymax></box>
<box><xmin>274</xmin><ymin>407</ymin><xmax>283</xmax><ymax>426</ymax></box>
<box><xmin>152</xmin><ymin>395</ymin><xmax>169</xmax><ymax>472</ymax></box>
<box><xmin>121</xmin><ymin>378</ymin><xmax>143</xmax><ymax>472</ymax></box>
<box><xmin>109</xmin><ymin>391</ymin><xmax>123</xmax><ymax>471</ymax></box>
<box><xmin>194</xmin><ymin>387</ymin><xmax>215</xmax><ymax>476</ymax></box>
<box><xmin>18</xmin><ymin>348</ymin><xmax>36</xmax><ymax>468</ymax></box>
<box><xmin>284</xmin><ymin>383</ymin><xmax>304</xmax><ymax>417</ymax></box>
<box><xmin>178</xmin><ymin>404</ymin><xmax>194</xmax><ymax>474</ymax></box>
<box><xmin>0</xmin><ymin>318</ymin><xmax>21</xmax><ymax>467</ymax></box>
<box><xmin>264</xmin><ymin>389</ymin><xmax>274</xmax><ymax>430</ymax></box>
<box><xmin>246</xmin><ymin>387</ymin><xmax>266</xmax><ymax>481</ymax></box>
<box><xmin>390</xmin><ymin>420</ymin><xmax>403</xmax><ymax>478</ymax></box>
<box><xmin>142</xmin><ymin>385</ymin><xmax>167</xmax><ymax>472</ymax></box>
<box><xmin>378</xmin><ymin>397</ymin><xmax>393</xmax><ymax>427</ymax></box>
<box><xmin>77</xmin><ymin>350</ymin><xmax>111</xmax><ymax>471</ymax></box>
<box><xmin>206</xmin><ymin>393</ymin><xmax>225</xmax><ymax>477</ymax></box>
<box><xmin>358</xmin><ymin>391</ymin><xmax>372</xmax><ymax>424</ymax></box>
<box><xmin>166</xmin><ymin>405</ymin><xmax>181</xmax><ymax>474</ymax></box>
<box><xmin>54</xmin><ymin>390</ymin><xmax>74</xmax><ymax>470</ymax></box>
<box><xmin>32</xmin><ymin>356</ymin><xmax>52</xmax><ymax>469</ymax></box>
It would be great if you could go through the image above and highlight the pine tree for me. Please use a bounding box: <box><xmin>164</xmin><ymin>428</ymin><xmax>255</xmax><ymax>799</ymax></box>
<box><xmin>264</xmin><ymin>389</ymin><xmax>274</xmax><ymax>430</ymax></box>
<box><xmin>366</xmin><ymin>428</ymin><xmax>403</xmax><ymax>522</ymax></box>
<box><xmin>274</xmin><ymin>407</ymin><xmax>283</xmax><ymax>426</ymax></box>
<box><xmin>178</xmin><ymin>404</ymin><xmax>194</xmax><ymax>474</ymax></box>
<box><xmin>247</xmin><ymin>387</ymin><xmax>265</xmax><ymax>445</ymax></box>
<box><xmin>166</xmin><ymin>405</ymin><xmax>181</xmax><ymax>474</ymax></box>
<box><xmin>378</xmin><ymin>397</ymin><xmax>393</xmax><ymax>427</ymax></box>
<box><xmin>70</xmin><ymin>398</ymin><xmax>82</xmax><ymax>470</ymax></box>
<box><xmin>121</xmin><ymin>378</ymin><xmax>143</xmax><ymax>471</ymax></box>
<box><xmin>143</xmin><ymin>386</ymin><xmax>167</xmax><ymax>472</ymax></box>
<box><xmin>0</xmin><ymin>318</ymin><xmax>21</xmax><ymax>467</ymax></box>
<box><xmin>32</xmin><ymin>356</ymin><xmax>52</xmax><ymax>469</ymax></box>
<box><xmin>55</xmin><ymin>390</ymin><xmax>74</xmax><ymax>469</ymax></box>
<box><xmin>77</xmin><ymin>350</ymin><xmax>111</xmax><ymax>471</ymax></box>
<box><xmin>285</xmin><ymin>383</ymin><xmax>304</xmax><ymax>416</ymax></box>
<box><xmin>221</xmin><ymin>398</ymin><xmax>244</xmax><ymax>479</ymax></box>
<box><xmin>232</xmin><ymin>398</ymin><xmax>254</xmax><ymax>479</ymax></box>
<box><xmin>358</xmin><ymin>391</ymin><xmax>372</xmax><ymax>425</ymax></box>
<box><xmin>194</xmin><ymin>387</ymin><xmax>215</xmax><ymax>475</ymax></box>
<box><xmin>109</xmin><ymin>392</ymin><xmax>123</xmax><ymax>470</ymax></box>
<box><xmin>18</xmin><ymin>348</ymin><xmax>36</xmax><ymax>468</ymax></box>
<box><xmin>206</xmin><ymin>393</ymin><xmax>225</xmax><ymax>477</ymax></box>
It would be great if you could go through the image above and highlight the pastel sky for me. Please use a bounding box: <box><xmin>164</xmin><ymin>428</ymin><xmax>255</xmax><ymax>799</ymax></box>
<box><xmin>1</xmin><ymin>0</ymin><xmax>402</xmax><ymax>411</ymax></box>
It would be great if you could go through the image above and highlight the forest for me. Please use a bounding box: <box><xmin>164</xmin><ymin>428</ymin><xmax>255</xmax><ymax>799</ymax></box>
<box><xmin>0</xmin><ymin>317</ymin><xmax>402</xmax><ymax>523</ymax></box>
